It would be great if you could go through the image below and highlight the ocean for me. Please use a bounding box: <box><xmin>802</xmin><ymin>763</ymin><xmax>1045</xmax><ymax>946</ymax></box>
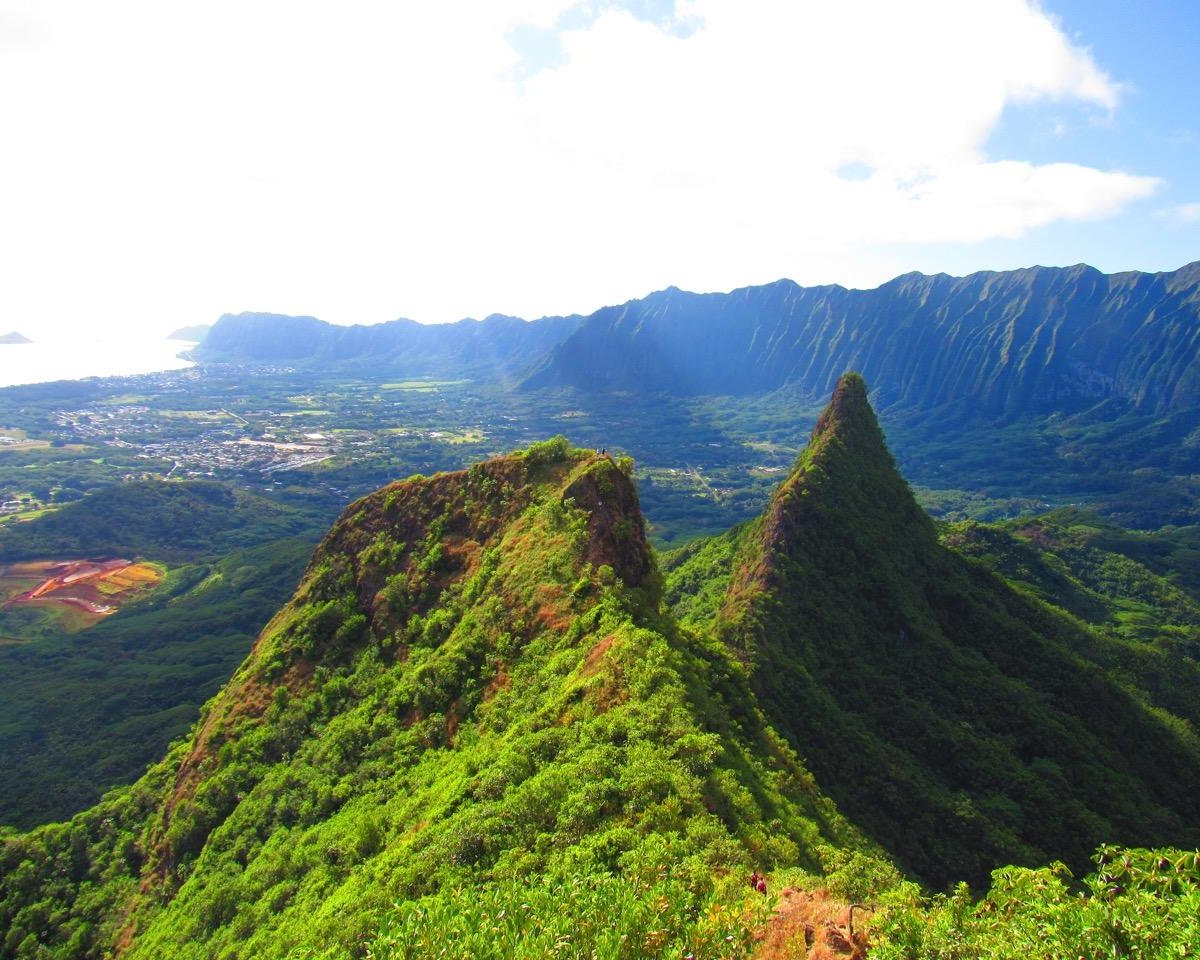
<box><xmin>0</xmin><ymin>338</ymin><xmax>196</xmax><ymax>388</ymax></box>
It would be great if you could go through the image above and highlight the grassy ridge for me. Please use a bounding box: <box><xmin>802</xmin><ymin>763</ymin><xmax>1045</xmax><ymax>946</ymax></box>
<box><xmin>0</xmin><ymin>442</ymin><xmax>867</xmax><ymax>959</ymax></box>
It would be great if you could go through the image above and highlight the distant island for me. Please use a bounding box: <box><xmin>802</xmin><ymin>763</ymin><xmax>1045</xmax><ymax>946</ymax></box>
<box><xmin>0</xmin><ymin>331</ymin><xmax>31</xmax><ymax>345</ymax></box>
<box><xmin>167</xmin><ymin>324</ymin><xmax>211</xmax><ymax>342</ymax></box>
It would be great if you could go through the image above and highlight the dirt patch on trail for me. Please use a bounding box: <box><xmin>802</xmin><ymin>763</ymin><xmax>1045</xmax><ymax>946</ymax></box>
<box><xmin>753</xmin><ymin>888</ymin><xmax>868</xmax><ymax>960</ymax></box>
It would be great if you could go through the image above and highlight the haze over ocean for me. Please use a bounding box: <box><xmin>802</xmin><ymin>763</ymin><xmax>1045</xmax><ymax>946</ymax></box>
<box><xmin>0</xmin><ymin>338</ymin><xmax>194</xmax><ymax>388</ymax></box>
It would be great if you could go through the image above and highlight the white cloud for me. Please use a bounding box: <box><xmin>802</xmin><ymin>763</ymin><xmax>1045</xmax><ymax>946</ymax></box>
<box><xmin>0</xmin><ymin>0</ymin><xmax>1162</xmax><ymax>338</ymax></box>
<box><xmin>1157</xmin><ymin>202</ymin><xmax>1200</xmax><ymax>225</ymax></box>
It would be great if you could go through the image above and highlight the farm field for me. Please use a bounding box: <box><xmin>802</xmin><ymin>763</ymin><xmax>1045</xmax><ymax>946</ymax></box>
<box><xmin>0</xmin><ymin>427</ymin><xmax>51</xmax><ymax>452</ymax></box>
<box><xmin>0</xmin><ymin>558</ymin><xmax>163</xmax><ymax>639</ymax></box>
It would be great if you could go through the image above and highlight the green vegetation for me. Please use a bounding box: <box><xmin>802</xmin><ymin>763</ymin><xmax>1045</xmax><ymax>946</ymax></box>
<box><xmin>872</xmin><ymin>847</ymin><xmax>1200</xmax><ymax>959</ymax></box>
<box><xmin>0</xmin><ymin>482</ymin><xmax>325</xmax><ymax>829</ymax></box>
<box><xmin>667</xmin><ymin>375</ymin><xmax>1200</xmax><ymax>889</ymax></box>
<box><xmin>0</xmin><ymin>445</ymin><xmax>866</xmax><ymax>959</ymax></box>
<box><xmin>0</xmin><ymin>480</ymin><xmax>318</xmax><ymax>564</ymax></box>
<box><xmin>369</xmin><ymin>870</ymin><xmax>770</xmax><ymax>959</ymax></box>
<box><xmin>1</xmin><ymin>375</ymin><xmax>1198</xmax><ymax>958</ymax></box>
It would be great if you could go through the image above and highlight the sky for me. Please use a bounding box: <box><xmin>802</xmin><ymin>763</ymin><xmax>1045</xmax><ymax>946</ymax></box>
<box><xmin>1</xmin><ymin>0</ymin><xmax>1198</xmax><ymax>340</ymax></box>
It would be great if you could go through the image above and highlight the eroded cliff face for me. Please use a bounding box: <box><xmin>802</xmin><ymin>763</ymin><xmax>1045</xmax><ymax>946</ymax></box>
<box><xmin>194</xmin><ymin>263</ymin><xmax>1200</xmax><ymax>418</ymax></box>
<box><xmin>523</xmin><ymin>262</ymin><xmax>1200</xmax><ymax>416</ymax></box>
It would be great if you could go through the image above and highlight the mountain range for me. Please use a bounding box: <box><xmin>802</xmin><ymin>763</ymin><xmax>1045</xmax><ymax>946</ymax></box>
<box><xmin>199</xmin><ymin>311</ymin><xmax>582</xmax><ymax>378</ymax></box>
<box><xmin>198</xmin><ymin>261</ymin><xmax>1200</xmax><ymax>418</ymax></box>
<box><xmin>3</xmin><ymin>376</ymin><xmax>1198</xmax><ymax>958</ymax></box>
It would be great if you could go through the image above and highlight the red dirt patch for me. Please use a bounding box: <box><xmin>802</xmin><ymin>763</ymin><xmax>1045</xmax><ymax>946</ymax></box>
<box><xmin>533</xmin><ymin>582</ymin><xmax>572</xmax><ymax>632</ymax></box>
<box><xmin>753</xmin><ymin>888</ymin><xmax>868</xmax><ymax>960</ymax></box>
<box><xmin>481</xmin><ymin>664</ymin><xmax>511</xmax><ymax>703</ymax></box>
<box><xmin>580</xmin><ymin>634</ymin><xmax>617</xmax><ymax>677</ymax></box>
<box><xmin>0</xmin><ymin>558</ymin><xmax>162</xmax><ymax>630</ymax></box>
<box><xmin>442</xmin><ymin>534</ymin><xmax>483</xmax><ymax>570</ymax></box>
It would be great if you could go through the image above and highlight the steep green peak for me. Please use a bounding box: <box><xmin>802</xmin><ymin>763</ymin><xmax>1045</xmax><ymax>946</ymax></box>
<box><xmin>130</xmin><ymin>439</ymin><xmax>659</xmax><ymax>884</ymax></box>
<box><xmin>705</xmin><ymin>373</ymin><xmax>1200</xmax><ymax>889</ymax></box>
<box><xmin>773</xmin><ymin>372</ymin><xmax>927</xmax><ymax>535</ymax></box>
<box><xmin>804</xmin><ymin>371</ymin><xmax>885</xmax><ymax>462</ymax></box>
<box><xmin>719</xmin><ymin>374</ymin><xmax>934</xmax><ymax>644</ymax></box>
<box><xmin>235</xmin><ymin>441</ymin><xmax>654</xmax><ymax>712</ymax></box>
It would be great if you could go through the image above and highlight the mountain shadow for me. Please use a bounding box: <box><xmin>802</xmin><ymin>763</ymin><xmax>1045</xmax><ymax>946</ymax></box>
<box><xmin>523</xmin><ymin>263</ymin><xmax>1200</xmax><ymax>418</ymax></box>
<box><xmin>666</xmin><ymin>373</ymin><xmax>1200</xmax><ymax>888</ymax></box>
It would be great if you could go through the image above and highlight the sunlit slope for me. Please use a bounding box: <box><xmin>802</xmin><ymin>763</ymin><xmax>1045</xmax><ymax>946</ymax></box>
<box><xmin>1</xmin><ymin>441</ymin><xmax>866</xmax><ymax>959</ymax></box>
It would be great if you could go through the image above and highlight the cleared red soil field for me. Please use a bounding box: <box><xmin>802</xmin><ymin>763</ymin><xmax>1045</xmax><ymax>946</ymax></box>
<box><xmin>0</xmin><ymin>558</ymin><xmax>163</xmax><ymax>630</ymax></box>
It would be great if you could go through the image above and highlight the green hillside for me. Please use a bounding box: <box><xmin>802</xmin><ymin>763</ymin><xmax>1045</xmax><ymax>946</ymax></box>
<box><xmin>0</xmin><ymin>480</ymin><xmax>318</xmax><ymax>564</ymax></box>
<box><xmin>666</xmin><ymin>374</ymin><xmax>1200</xmax><ymax>889</ymax></box>
<box><xmin>2</xmin><ymin>381</ymin><xmax>1198</xmax><ymax>958</ymax></box>
<box><xmin>0</xmin><ymin>539</ymin><xmax>315</xmax><ymax>829</ymax></box>
<box><xmin>0</xmin><ymin>481</ymin><xmax>327</xmax><ymax>829</ymax></box>
<box><xmin>0</xmin><ymin>440</ymin><xmax>869</xmax><ymax>959</ymax></box>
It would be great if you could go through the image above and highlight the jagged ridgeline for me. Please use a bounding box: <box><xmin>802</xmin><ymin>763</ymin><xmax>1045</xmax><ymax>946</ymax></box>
<box><xmin>666</xmin><ymin>373</ymin><xmax>1200</xmax><ymax>889</ymax></box>
<box><xmin>0</xmin><ymin>438</ymin><xmax>865</xmax><ymax>959</ymax></box>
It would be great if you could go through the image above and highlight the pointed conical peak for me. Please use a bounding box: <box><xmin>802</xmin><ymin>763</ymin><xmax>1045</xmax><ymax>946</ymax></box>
<box><xmin>804</xmin><ymin>372</ymin><xmax>889</xmax><ymax>467</ymax></box>
<box><xmin>778</xmin><ymin>372</ymin><xmax>912</xmax><ymax>502</ymax></box>
<box><xmin>756</xmin><ymin>372</ymin><xmax>935</xmax><ymax>571</ymax></box>
<box><xmin>815</xmin><ymin>370</ymin><xmax>871</xmax><ymax>427</ymax></box>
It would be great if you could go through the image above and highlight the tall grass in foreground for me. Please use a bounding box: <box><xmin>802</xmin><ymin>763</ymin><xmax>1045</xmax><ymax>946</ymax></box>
<box><xmin>872</xmin><ymin>846</ymin><xmax>1200</xmax><ymax>959</ymax></box>
<box><xmin>364</xmin><ymin>846</ymin><xmax>1200</xmax><ymax>959</ymax></box>
<box><xmin>367</xmin><ymin>870</ymin><xmax>770</xmax><ymax>960</ymax></box>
